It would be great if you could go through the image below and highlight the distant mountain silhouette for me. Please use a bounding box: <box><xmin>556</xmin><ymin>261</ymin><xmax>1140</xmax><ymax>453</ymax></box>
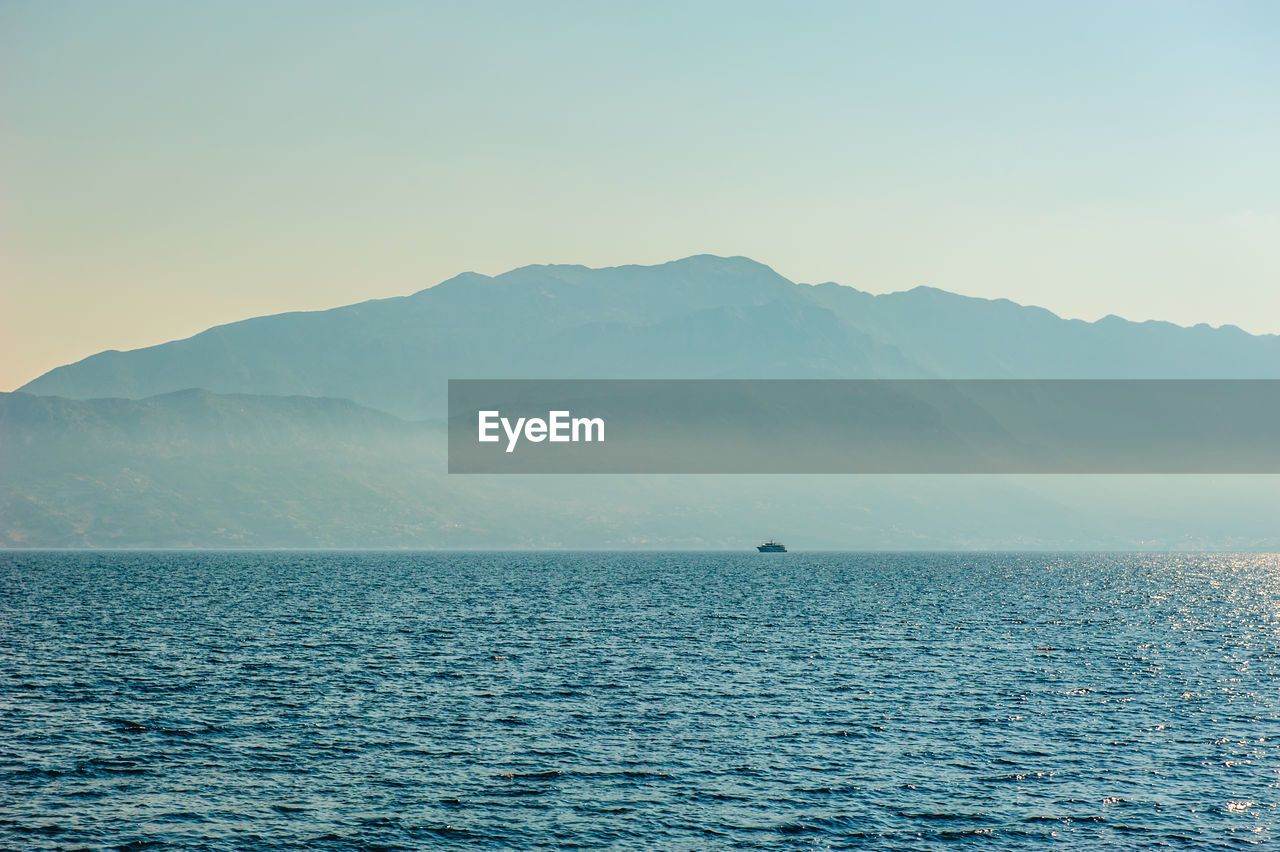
<box><xmin>11</xmin><ymin>254</ymin><xmax>1280</xmax><ymax>548</ymax></box>
<box><xmin>21</xmin><ymin>255</ymin><xmax>1280</xmax><ymax>419</ymax></box>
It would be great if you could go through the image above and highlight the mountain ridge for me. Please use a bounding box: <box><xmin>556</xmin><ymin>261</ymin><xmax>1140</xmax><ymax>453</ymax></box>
<box><xmin>19</xmin><ymin>254</ymin><xmax>1280</xmax><ymax>419</ymax></box>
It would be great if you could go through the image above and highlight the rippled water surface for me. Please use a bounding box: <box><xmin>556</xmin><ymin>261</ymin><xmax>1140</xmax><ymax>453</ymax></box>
<box><xmin>4</xmin><ymin>551</ymin><xmax>1280</xmax><ymax>849</ymax></box>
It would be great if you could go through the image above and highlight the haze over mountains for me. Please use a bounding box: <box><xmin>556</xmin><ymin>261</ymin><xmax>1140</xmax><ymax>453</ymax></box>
<box><xmin>21</xmin><ymin>256</ymin><xmax>1280</xmax><ymax>420</ymax></box>
<box><xmin>7</xmin><ymin>255</ymin><xmax>1280</xmax><ymax>548</ymax></box>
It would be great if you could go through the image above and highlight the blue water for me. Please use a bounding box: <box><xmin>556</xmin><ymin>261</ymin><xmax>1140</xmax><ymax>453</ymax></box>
<box><xmin>3</xmin><ymin>552</ymin><xmax>1279</xmax><ymax>849</ymax></box>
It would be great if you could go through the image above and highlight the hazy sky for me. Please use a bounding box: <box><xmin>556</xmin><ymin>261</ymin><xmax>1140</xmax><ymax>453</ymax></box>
<box><xmin>3</xmin><ymin>1</ymin><xmax>1278</xmax><ymax>390</ymax></box>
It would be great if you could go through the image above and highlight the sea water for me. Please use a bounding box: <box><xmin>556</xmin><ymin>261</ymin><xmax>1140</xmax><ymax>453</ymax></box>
<box><xmin>3</xmin><ymin>551</ymin><xmax>1278</xmax><ymax>849</ymax></box>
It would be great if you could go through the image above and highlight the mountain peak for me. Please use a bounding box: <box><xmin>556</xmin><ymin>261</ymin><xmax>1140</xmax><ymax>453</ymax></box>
<box><xmin>900</xmin><ymin>284</ymin><xmax>983</xmax><ymax>300</ymax></box>
<box><xmin>668</xmin><ymin>253</ymin><xmax>777</xmax><ymax>269</ymax></box>
<box><xmin>488</xmin><ymin>253</ymin><xmax>786</xmax><ymax>283</ymax></box>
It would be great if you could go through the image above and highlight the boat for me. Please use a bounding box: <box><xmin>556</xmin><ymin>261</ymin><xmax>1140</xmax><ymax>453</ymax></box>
<box><xmin>757</xmin><ymin>540</ymin><xmax>787</xmax><ymax>552</ymax></box>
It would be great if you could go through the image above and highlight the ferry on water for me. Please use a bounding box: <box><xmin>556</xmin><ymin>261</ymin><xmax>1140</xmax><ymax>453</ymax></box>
<box><xmin>757</xmin><ymin>541</ymin><xmax>787</xmax><ymax>552</ymax></box>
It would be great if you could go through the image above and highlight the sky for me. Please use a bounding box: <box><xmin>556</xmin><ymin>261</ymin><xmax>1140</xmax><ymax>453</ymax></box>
<box><xmin>3</xmin><ymin>0</ymin><xmax>1279</xmax><ymax>391</ymax></box>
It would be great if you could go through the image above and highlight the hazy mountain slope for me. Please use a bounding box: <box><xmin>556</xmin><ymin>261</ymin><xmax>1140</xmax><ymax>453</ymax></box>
<box><xmin>0</xmin><ymin>390</ymin><xmax>447</xmax><ymax>547</ymax></box>
<box><xmin>544</xmin><ymin>299</ymin><xmax>925</xmax><ymax>379</ymax></box>
<box><xmin>7</xmin><ymin>390</ymin><xmax>1280</xmax><ymax>550</ymax></box>
<box><xmin>22</xmin><ymin>255</ymin><xmax>1280</xmax><ymax>419</ymax></box>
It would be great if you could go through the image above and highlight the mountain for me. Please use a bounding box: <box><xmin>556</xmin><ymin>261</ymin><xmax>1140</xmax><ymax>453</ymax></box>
<box><xmin>21</xmin><ymin>255</ymin><xmax>1280</xmax><ymax>419</ymax></box>
<box><xmin>0</xmin><ymin>390</ymin><xmax>443</xmax><ymax>547</ymax></box>
<box><xmin>6</xmin><ymin>389</ymin><xmax>1280</xmax><ymax>549</ymax></box>
<box><xmin>10</xmin><ymin>254</ymin><xmax>1280</xmax><ymax>549</ymax></box>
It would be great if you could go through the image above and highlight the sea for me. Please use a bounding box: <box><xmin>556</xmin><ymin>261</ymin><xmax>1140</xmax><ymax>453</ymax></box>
<box><xmin>3</xmin><ymin>551</ymin><xmax>1279</xmax><ymax>850</ymax></box>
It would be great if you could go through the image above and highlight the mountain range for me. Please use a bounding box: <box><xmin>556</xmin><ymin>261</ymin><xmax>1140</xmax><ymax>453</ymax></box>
<box><xmin>20</xmin><ymin>255</ymin><xmax>1280</xmax><ymax>420</ymax></box>
<box><xmin>7</xmin><ymin>254</ymin><xmax>1280</xmax><ymax>548</ymax></box>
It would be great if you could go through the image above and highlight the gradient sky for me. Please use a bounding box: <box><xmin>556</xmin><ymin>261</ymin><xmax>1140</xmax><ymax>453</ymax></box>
<box><xmin>3</xmin><ymin>1</ymin><xmax>1278</xmax><ymax>390</ymax></box>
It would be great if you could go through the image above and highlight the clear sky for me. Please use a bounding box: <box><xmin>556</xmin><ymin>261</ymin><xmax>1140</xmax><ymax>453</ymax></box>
<box><xmin>3</xmin><ymin>1</ymin><xmax>1278</xmax><ymax>390</ymax></box>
